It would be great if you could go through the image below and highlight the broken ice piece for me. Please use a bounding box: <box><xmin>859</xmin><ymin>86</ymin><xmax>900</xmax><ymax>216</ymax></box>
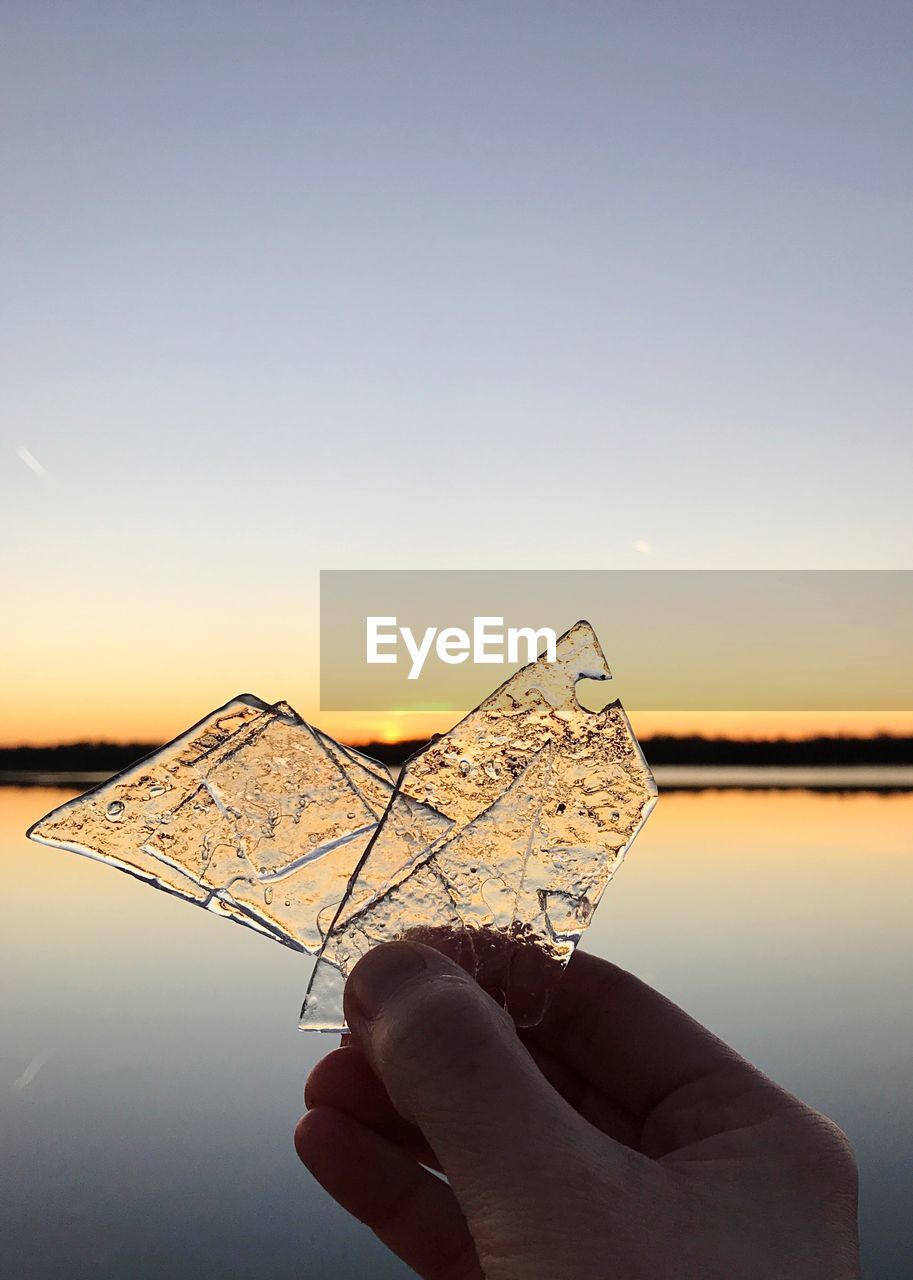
<box><xmin>26</xmin><ymin>695</ymin><xmax>446</xmax><ymax>954</ymax></box>
<box><xmin>28</xmin><ymin>621</ymin><xmax>657</xmax><ymax>1033</ymax></box>
<box><xmin>299</xmin><ymin>620</ymin><xmax>657</xmax><ymax>1030</ymax></box>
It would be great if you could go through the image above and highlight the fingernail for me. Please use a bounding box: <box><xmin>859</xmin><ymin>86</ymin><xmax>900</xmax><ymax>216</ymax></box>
<box><xmin>346</xmin><ymin>941</ymin><xmax>428</xmax><ymax>1024</ymax></box>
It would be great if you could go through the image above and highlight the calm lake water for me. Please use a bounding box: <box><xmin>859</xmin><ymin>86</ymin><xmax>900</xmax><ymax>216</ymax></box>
<box><xmin>2</xmin><ymin>781</ymin><xmax>911</xmax><ymax>1279</ymax></box>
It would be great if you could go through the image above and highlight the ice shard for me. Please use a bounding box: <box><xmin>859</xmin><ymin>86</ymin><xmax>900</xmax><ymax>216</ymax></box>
<box><xmin>28</xmin><ymin>622</ymin><xmax>656</xmax><ymax>1031</ymax></box>
<box><xmin>299</xmin><ymin>621</ymin><xmax>657</xmax><ymax>1029</ymax></box>
<box><xmin>26</xmin><ymin>695</ymin><xmax>438</xmax><ymax>953</ymax></box>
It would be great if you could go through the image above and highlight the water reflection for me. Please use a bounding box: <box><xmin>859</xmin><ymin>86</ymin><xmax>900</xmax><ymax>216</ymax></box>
<box><xmin>2</xmin><ymin>785</ymin><xmax>911</xmax><ymax>1278</ymax></box>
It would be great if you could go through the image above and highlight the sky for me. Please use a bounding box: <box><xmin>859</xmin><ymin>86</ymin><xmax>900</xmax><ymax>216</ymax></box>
<box><xmin>2</xmin><ymin>2</ymin><xmax>912</xmax><ymax>745</ymax></box>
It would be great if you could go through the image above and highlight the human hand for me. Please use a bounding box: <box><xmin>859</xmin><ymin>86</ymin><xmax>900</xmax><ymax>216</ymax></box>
<box><xmin>295</xmin><ymin>942</ymin><xmax>858</xmax><ymax>1279</ymax></box>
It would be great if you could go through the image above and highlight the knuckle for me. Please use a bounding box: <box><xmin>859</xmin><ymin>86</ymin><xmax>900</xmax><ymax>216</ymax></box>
<box><xmin>776</xmin><ymin>1101</ymin><xmax>859</xmax><ymax>1194</ymax></box>
<box><xmin>806</xmin><ymin>1112</ymin><xmax>859</xmax><ymax>1187</ymax></box>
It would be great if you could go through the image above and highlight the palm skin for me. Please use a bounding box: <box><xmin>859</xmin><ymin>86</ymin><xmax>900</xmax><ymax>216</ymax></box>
<box><xmin>296</xmin><ymin>943</ymin><xmax>858</xmax><ymax>1280</ymax></box>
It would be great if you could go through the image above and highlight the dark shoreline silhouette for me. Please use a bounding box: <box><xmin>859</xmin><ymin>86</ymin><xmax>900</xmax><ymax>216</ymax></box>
<box><xmin>2</xmin><ymin>734</ymin><xmax>913</xmax><ymax>775</ymax></box>
<box><xmin>357</xmin><ymin>734</ymin><xmax>913</xmax><ymax>768</ymax></box>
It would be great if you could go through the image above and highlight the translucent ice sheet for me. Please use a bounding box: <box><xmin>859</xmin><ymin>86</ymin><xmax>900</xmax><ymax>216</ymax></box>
<box><xmin>300</xmin><ymin>621</ymin><xmax>657</xmax><ymax>1029</ymax></box>
<box><xmin>28</xmin><ymin>622</ymin><xmax>656</xmax><ymax>1031</ymax></box>
<box><xmin>26</xmin><ymin>696</ymin><xmax>428</xmax><ymax>953</ymax></box>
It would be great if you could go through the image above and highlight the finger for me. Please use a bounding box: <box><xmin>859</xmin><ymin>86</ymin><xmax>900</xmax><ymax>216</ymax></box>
<box><xmin>311</xmin><ymin>1041</ymin><xmax>640</xmax><ymax>1156</ymax></box>
<box><xmin>343</xmin><ymin>941</ymin><xmax>635</xmax><ymax>1224</ymax></box>
<box><xmin>295</xmin><ymin>1106</ymin><xmax>482</xmax><ymax>1280</ymax></box>
<box><xmin>305</xmin><ymin>1046</ymin><xmax>441</xmax><ymax>1170</ymax></box>
<box><xmin>522</xmin><ymin>1039</ymin><xmax>643</xmax><ymax>1149</ymax></box>
<box><xmin>316</xmin><ymin>1027</ymin><xmax>641</xmax><ymax>1157</ymax></box>
<box><xmin>526</xmin><ymin>949</ymin><xmax>762</xmax><ymax>1116</ymax></box>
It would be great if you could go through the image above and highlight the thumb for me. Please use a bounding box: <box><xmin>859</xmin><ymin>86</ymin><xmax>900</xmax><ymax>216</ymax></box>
<box><xmin>342</xmin><ymin>940</ymin><xmax>615</xmax><ymax>1222</ymax></box>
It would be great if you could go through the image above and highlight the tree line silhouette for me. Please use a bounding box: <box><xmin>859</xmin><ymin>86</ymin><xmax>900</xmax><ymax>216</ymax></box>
<box><xmin>2</xmin><ymin>733</ymin><xmax>912</xmax><ymax>776</ymax></box>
